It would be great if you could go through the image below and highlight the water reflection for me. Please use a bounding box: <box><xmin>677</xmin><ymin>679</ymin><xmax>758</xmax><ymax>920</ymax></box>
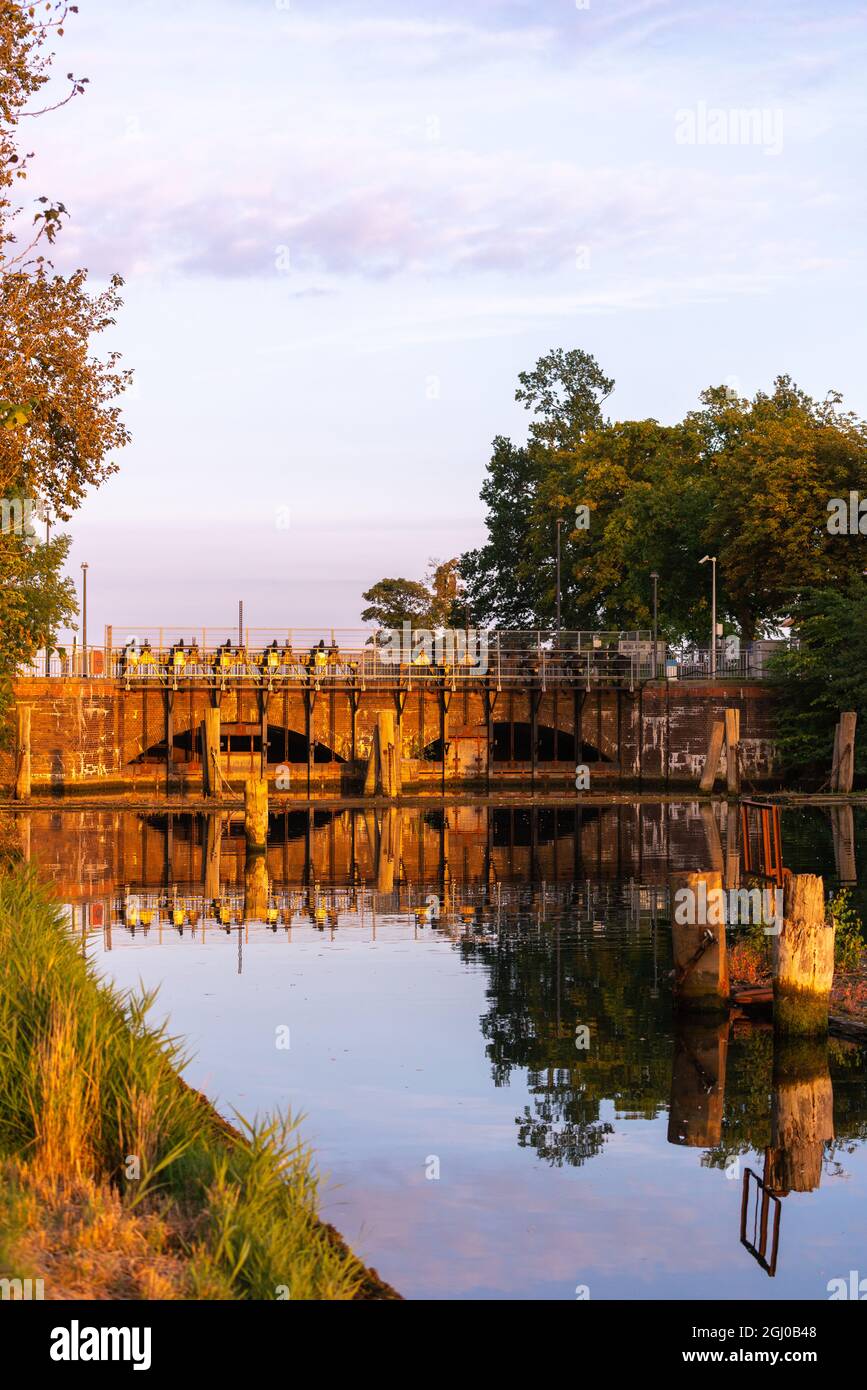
<box><xmin>14</xmin><ymin>801</ymin><xmax>867</xmax><ymax>1298</ymax></box>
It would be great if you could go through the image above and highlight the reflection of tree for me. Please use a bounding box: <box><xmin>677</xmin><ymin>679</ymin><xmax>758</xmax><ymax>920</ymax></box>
<box><xmin>460</xmin><ymin>920</ymin><xmax>672</xmax><ymax>1168</ymax></box>
<box><xmin>460</xmin><ymin>917</ymin><xmax>867</xmax><ymax>1173</ymax></box>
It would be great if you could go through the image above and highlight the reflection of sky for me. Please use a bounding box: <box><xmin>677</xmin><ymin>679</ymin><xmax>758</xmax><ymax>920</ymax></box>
<box><xmin>89</xmin><ymin>920</ymin><xmax>867</xmax><ymax>1301</ymax></box>
<box><xmin>21</xmin><ymin>0</ymin><xmax>867</xmax><ymax>633</ymax></box>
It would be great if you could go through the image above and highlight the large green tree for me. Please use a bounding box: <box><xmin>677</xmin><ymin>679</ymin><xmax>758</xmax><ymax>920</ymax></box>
<box><xmin>463</xmin><ymin>352</ymin><xmax>867</xmax><ymax>641</ymax></box>
<box><xmin>0</xmin><ymin>2</ymin><xmax>130</xmax><ymax>722</ymax></box>
<box><xmin>460</xmin><ymin>350</ymin><xmax>614</xmax><ymax>628</ymax></box>
<box><xmin>770</xmin><ymin>578</ymin><xmax>867</xmax><ymax>777</ymax></box>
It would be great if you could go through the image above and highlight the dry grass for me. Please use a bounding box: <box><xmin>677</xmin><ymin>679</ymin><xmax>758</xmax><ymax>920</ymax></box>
<box><xmin>0</xmin><ymin>867</ymin><xmax>391</xmax><ymax>1300</ymax></box>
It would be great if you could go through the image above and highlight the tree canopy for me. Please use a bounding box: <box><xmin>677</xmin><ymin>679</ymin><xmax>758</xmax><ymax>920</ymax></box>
<box><xmin>360</xmin><ymin>558</ymin><xmax>464</xmax><ymax>630</ymax></box>
<box><xmin>459</xmin><ymin>351</ymin><xmax>867</xmax><ymax>643</ymax></box>
<box><xmin>0</xmin><ymin>2</ymin><xmax>130</xmax><ymax>721</ymax></box>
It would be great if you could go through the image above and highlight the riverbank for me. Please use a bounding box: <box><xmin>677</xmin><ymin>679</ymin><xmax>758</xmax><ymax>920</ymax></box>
<box><xmin>0</xmin><ymin>867</ymin><xmax>399</xmax><ymax>1300</ymax></box>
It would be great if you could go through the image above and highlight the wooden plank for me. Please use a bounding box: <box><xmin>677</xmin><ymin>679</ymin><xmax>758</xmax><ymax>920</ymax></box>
<box><xmin>836</xmin><ymin>710</ymin><xmax>857</xmax><ymax>794</ymax></box>
<box><xmin>700</xmin><ymin>803</ymin><xmax>724</xmax><ymax>871</ymax></box>
<box><xmin>830</xmin><ymin>804</ymin><xmax>857</xmax><ymax>882</ymax></box>
<box><xmin>724</xmin><ymin>706</ymin><xmax>740</xmax><ymax>796</ymax></box>
<box><xmin>831</xmin><ymin>719</ymin><xmax>841</xmax><ymax>792</ymax></box>
<box><xmin>14</xmin><ymin>704</ymin><xmax>31</xmax><ymax>800</ymax></box>
<box><xmin>699</xmin><ymin>719</ymin><xmax>725</xmax><ymax>793</ymax></box>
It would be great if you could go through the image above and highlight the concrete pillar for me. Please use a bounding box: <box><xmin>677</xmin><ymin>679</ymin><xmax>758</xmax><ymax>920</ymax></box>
<box><xmin>244</xmin><ymin>776</ymin><xmax>269</xmax><ymax>853</ymax></box>
<box><xmin>14</xmin><ymin>704</ymin><xmax>31</xmax><ymax>800</ymax></box>
<box><xmin>773</xmin><ymin>875</ymin><xmax>834</xmax><ymax>1036</ymax></box>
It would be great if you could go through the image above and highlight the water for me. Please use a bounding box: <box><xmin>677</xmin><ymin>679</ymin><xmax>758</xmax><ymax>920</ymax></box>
<box><xmin>16</xmin><ymin>801</ymin><xmax>867</xmax><ymax>1300</ymax></box>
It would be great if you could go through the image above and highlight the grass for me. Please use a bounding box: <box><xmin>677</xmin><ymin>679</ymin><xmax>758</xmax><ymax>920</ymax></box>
<box><xmin>0</xmin><ymin>866</ymin><xmax>395</xmax><ymax>1300</ymax></box>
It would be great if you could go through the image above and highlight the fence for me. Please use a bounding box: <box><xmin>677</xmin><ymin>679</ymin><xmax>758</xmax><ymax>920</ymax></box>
<box><xmin>18</xmin><ymin>631</ymin><xmax>786</xmax><ymax>684</ymax></box>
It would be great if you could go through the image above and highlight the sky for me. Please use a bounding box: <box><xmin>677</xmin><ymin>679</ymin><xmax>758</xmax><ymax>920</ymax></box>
<box><xmin>24</xmin><ymin>0</ymin><xmax>867</xmax><ymax>641</ymax></box>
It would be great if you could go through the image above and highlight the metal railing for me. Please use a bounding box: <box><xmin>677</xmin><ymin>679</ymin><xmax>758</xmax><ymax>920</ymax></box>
<box><xmin>17</xmin><ymin>631</ymin><xmax>785</xmax><ymax>684</ymax></box>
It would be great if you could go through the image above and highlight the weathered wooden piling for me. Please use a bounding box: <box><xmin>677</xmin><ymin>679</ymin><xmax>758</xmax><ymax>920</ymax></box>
<box><xmin>831</xmin><ymin>711</ymin><xmax>857</xmax><ymax>793</ymax></box>
<box><xmin>667</xmin><ymin>1017</ymin><xmax>729</xmax><ymax>1147</ymax></box>
<box><xmin>244</xmin><ymin>775</ymin><xmax>269</xmax><ymax>853</ymax></box>
<box><xmin>699</xmin><ymin>719</ymin><xmax>725</xmax><ymax>793</ymax></box>
<box><xmin>376</xmin><ymin>708</ymin><xmax>400</xmax><ymax>798</ymax></box>
<box><xmin>830</xmin><ymin>804</ymin><xmax>856</xmax><ymax>883</ymax></box>
<box><xmin>363</xmin><ymin>726</ymin><xmax>378</xmax><ymax>797</ymax></box>
<box><xmin>669</xmin><ymin>869</ymin><xmax>729</xmax><ymax>1011</ymax></box>
<box><xmin>201</xmin><ymin>707</ymin><xmax>221</xmax><ymax>798</ymax></box>
<box><xmin>724</xmin><ymin>707</ymin><xmax>740</xmax><ymax>795</ymax></box>
<box><xmin>244</xmin><ymin>848</ymin><xmax>270</xmax><ymax>921</ymax></box>
<box><xmin>14</xmin><ymin>704</ymin><xmax>31</xmax><ymax>800</ymax></box>
<box><xmin>203</xmin><ymin>813</ymin><xmax>222</xmax><ymax>900</ymax></box>
<box><xmin>772</xmin><ymin>875</ymin><xmax>834</xmax><ymax>1036</ymax></box>
<box><xmin>766</xmin><ymin>1039</ymin><xmax>834</xmax><ymax>1194</ymax></box>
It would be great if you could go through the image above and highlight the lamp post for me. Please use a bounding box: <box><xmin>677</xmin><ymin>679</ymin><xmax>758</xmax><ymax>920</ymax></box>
<box><xmin>555</xmin><ymin>518</ymin><xmax>564</xmax><ymax>643</ymax></box>
<box><xmin>699</xmin><ymin>555</ymin><xmax>717</xmax><ymax>677</ymax></box>
<box><xmin>650</xmin><ymin>571</ymin><xmax>659</xmax><ymax>678</ymax></box>
<box><xmin>80</xmin><ymin>562</ymin><xmax>89</xmax><ymax>677</ymax></box>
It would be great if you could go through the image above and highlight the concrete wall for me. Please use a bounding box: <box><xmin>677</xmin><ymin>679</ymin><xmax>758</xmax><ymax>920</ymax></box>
<box><xmin>3</xmin><ymin>677</ymin><xmax>782</xmax><ymax>794</ymax></box>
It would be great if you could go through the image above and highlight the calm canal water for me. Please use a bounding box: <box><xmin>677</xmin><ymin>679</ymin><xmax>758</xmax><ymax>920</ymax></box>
<box><xmin>17</xmin><ymin>800</ymin><xmax>867</xmax><ymax>1300</ymax></box>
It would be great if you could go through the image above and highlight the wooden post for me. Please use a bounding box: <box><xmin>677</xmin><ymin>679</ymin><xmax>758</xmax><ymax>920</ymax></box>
<box><xmin>830</xmin><ymin>804</ymin><xmax>857</xmax><ymax>883</ymax></box>
<box><xmin>244</xmin><ymin>847</ymin><xmax>270</xmax><ymax>922</ymax></box>
<box><xmin>201</xmin><ymin>708</ymin><xmax>221</xmax><ymax>798</ymax></box>
<box><xmin>667</xmin><ymin>1018</ymin><xmax>728</xmax><ymax>1147</ymax></box>
<box><xmin>723</xmin><ymin>801</ymin><xmax>740</xmax><ymax>890</ymax></box>
<box><xmin>724</xmin><ymin>707</ymin><xmax>740</xmax><ymax>795</ymax></box>
<box><xmin>772</xmin><ymin>875</ymin><xmax>834</xmax><ymax>1036</ymax></box>
<box><xmin>244</xmin><ymin>776</ymin><xmax>269</xmax><ymax>853</ymax></box>
<box><xmin>363</xmin><ymin>725</ymin><xmax>378</xmax><ymax>796</ymax></box>
<box><xmin>700</xmin><ymin>803</ymin><xmax>724</xmax><ymax>872</ymax></box>
<box><xmin>766</xmin><ymin>1039</ymin><xmax>834</xmax><ymax>1195</ymax></box>
<box><xmin>835</xmin><ymin>711</ymin><xmax>857</xmax><ymax>793</ymax></box>
<box><xmin>377</xmin><ymin>708</ymin><xmax>396</xmax><ymax>798</ymax></box>
<box><xmin>14</xmin><ymin>704</ymin><xmax>32</xmax><ymax>800</ymax></box>
<box><xmin>831</xmin><ymin>720</ymin><xmax>841</xmax><ymax>791</ymax></box>
<box><xmin>669</xmin><ymin>869</ymin><xmax>729</xmax><ymax>1011</ymax></box>
<box><xmin>204</xmin><ymin>813</ymin><xmax>222</xmax><ymax>900</ymax></box>
<box><xmin>699</xmin><ymin>719</ymin><xmax>725</xmax><ymax>793</ymax></box>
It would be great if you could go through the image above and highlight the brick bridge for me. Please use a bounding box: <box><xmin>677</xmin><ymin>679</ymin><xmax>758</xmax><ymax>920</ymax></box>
<box><xmin>7</xmin><ymin>670</ymin><xmax>780</xmax><ymax>796</ymax></box>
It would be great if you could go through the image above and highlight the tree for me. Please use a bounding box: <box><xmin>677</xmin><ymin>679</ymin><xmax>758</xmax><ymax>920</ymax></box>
<box><xmin>532</xmin><ymin>377</ymin><xmax>867</xmax><ymax>643</ymax></box>
<box><xmin>0</xmin><ymin>3</ymin><xmax>130</xmax><ymax>723</ymax></box>
<box><xmin>460</xmin><ymin>350</ymin><xmax>615</xmax><ymax>627</ymax></box>
<box><xmin>360</xmin><ymin>557</ymin><xmax>464</xmax><ymax>630</ymax></box>
<box><xmin>770</xmin><ymin>579</ymin><xmax>867</xmax><ymax>777</ymax></box>
<box><xmin>360</xmin><ymin>578</ymin><xmax>432</xmax><ymax>629</ymax></box>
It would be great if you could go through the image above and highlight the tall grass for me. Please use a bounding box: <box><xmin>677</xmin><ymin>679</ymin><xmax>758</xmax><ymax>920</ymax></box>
<box><xmin>0</xmin><ymin>867</ymin><xmax>381</xmax><ymax>1299</ymax></box>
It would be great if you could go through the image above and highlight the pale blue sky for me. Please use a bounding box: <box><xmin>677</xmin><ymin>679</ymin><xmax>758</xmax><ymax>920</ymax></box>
<box><xmin>28</xmin><ymin>0</ymin><xmax>867</xmax><ymax>637</ymax></box>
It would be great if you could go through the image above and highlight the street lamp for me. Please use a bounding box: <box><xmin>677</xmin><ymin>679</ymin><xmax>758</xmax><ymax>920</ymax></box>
<box><xmin>80</xmin><ymin>562</ymin><xmax>89</xmax><ymax>678</ymax></box>
<box><xmin>699</xmin><ymin>555</ymin><xmax>717</xmax><ymax>677</ymax></box>
<box><xmin>555</xmin><ymin>519</ymin><xmax>564</xmax><ymax>643</ymax></box>
<box><xmin>650</xmin><ymin>571</ymin><xmax>659</xmax><ymax>678</ymax></box>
